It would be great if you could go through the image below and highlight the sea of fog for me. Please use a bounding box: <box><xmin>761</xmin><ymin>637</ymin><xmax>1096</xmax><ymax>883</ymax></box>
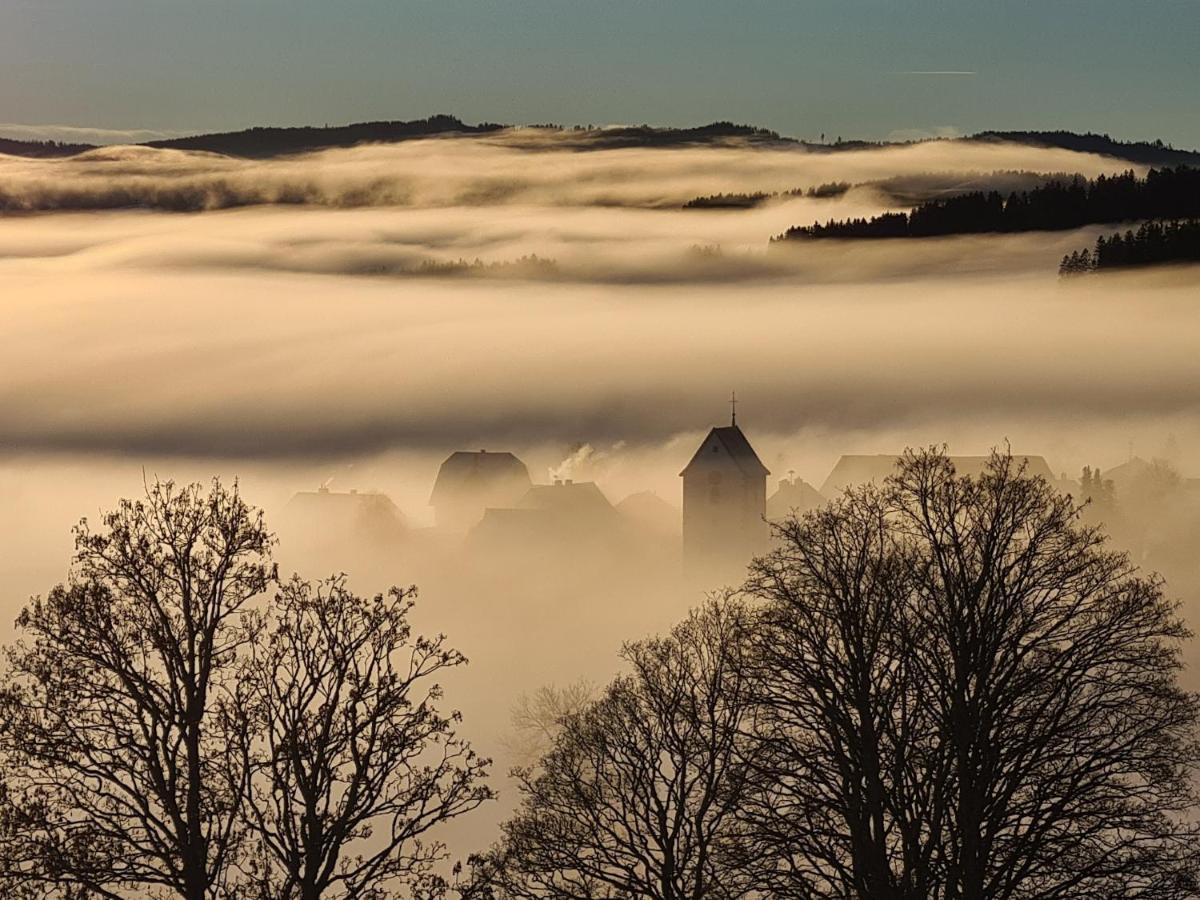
<box><xmin>2</xmin><ymin>132</ymin><xmax>1199</xmax><ymax>851</ymax></box>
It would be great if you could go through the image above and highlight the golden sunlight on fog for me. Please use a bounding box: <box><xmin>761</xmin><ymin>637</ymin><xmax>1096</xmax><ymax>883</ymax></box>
<box><xmin>2</xmin><ymin>135</ymin><xmax>1199</xmax><ymax>856</ymax></box>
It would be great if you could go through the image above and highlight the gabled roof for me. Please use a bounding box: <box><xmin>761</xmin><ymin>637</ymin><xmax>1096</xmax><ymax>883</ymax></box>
<box><xmin>616</xmin><ymin>491</ymin><xmax>681</xmax><ymax>537</ymax></box>
<box><xmin>820</xmin><ymin>454</ymin><xmax>1054</xmax><ymax>496</ymax></box>
<box><xmin>1099</xmin><ymin>456</ymin><xmax>1154</xmax><ymax>489</ymax></box>
<box><xmin>767</xmin><ymin>478</ymin><xmax>826</xmax><ymax>520</ymax></box>
<box><xmin>429</xmin><ymin>450</ymin><xmax>531</xmax><ymax>505</ymax></box>
<box><xmin>284</xmin><ymin>489</ymin><xmax>407</xmax><ymax>535</ymax></box>
<box><xmin>680</xmin><ymin>425</ymin><xmax>771</xmax><ymax>478</ymax></box>
<box><xmin>517</xmin><ymin>481</ymin><xmax>619</xmax><ymax>522</ymax></box>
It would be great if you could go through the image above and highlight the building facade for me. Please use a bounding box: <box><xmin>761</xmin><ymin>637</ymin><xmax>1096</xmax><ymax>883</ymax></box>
<box><xmin>429</xmin><ymin>449</ymin><xmax>532</xmax><ymax>532</ymax></box>
<box><xmin>680</xmin><ymin>422</ymin><xmax>770</xmax><ymax>581</ymax></box>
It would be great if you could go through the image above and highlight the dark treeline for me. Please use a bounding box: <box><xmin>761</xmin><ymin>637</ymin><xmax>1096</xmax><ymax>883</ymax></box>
<box><xmin>967</xmin><ymin>130</ymin><xmax>1200</xmax><ymax>167</ymax></box>
<box><xmin>0</xmin><ymin>137</ymin><xmax>92</xmax><ymax>158</ymax></box>
<box><xmin>1060</xmin><ymin>219</ymin><xmax>1200</xmax><ymax>274</ymax></box>
<box><xmin>5</xmin><ymin>450</ymin><xmax>1195</xmax><ymax>899</ymax></box>
<box><xmin>684</xmin><ymin>171</ymin><xmax>1072</xmax><ymax>212</ymax></box>
<box><xmin>465</xmin><ymin>450</ymin><xmax>1200</xmax><ymax>899</ymax></box>
<box><xmin>564</xmin><ymin>121</ymin><xmax>784</xmax><ymax>149</ymax></box>
<box><xmin>3</xmin><ymin>121</ymin><xmax>1198</xmax><ymax>165</ymax></box>
<box><xmin>146</xmin><ymin>114</ymin><xmax>507</xmax><ymax>158</ymax></box>
<box><xmin>777</xmin><ymin>166</ymin><xmax>1200</xmax><ymax>241</ymax></box>
<box><xmin>683</xmin><ymin>183</ymin><xmax>848</xmax><ymax>209</ymax></box>
<box><xmin>683</xmin><ymin>191</ymin><xmax>775</xmax><ymax>209</ymax></box>
<box><xmin>0</xmin><ymin>178</ymin><xmax>403</xmax><ymax>214</ymax></box>
<box><xmin>415</xmin><ymin>254</ymin><xmax>559</xmax><ymax>278</ymax></box>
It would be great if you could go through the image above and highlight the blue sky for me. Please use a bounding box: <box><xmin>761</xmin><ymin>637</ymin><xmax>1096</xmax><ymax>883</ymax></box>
<box><xmin>2</xmin><ymin>0</ymin><xmax>1198</xmax><ymax>145</ymax></box>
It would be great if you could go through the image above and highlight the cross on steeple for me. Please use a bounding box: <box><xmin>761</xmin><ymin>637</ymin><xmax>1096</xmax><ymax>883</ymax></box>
<box><xmin>730</xmin><ymin>391</ymin><xmax>738</xmax><ymax>427</ymax></box>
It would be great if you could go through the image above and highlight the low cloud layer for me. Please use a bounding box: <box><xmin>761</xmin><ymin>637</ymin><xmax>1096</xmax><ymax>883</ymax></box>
<box><xmin>2</xmin><ymin>135</ymin><xmax>1199</xmax><ymax>857</ymax></box>
<box><xmin>0</xmin><ymin>131</ymin><xmax>1137</xmax><ymax>212</ymax></box>
<box><xmin>2</xmin><ymin>265</ymin><xmax>1198</xmax><ymax>464</ymax></box>
<box><xmin>0</xmin><ymin>123</ymin><xmax>190</xmax><ymax>146</ymax></box>
<box><xmin>0</xmin><ymin>134</ymin><xmax>1195</xmax><ymax>476</ymax></box>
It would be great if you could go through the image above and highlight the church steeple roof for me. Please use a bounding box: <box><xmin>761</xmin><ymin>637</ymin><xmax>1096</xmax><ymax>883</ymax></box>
<box><xmin>680</xmin><ymin>425</ymin><xmax>771</xmax><ymax>478</ymax></box>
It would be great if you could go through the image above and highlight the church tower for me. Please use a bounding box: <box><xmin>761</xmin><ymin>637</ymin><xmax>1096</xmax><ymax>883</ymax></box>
<box><xmin>680</xmin><ymin>395</ymin><xmax>770</xmax><ymax>581</ymax></box>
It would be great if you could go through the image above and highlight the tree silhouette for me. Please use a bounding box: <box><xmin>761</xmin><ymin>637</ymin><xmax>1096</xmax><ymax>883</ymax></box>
<box><xmin>476</xmin><ymin>599</ymin><xmax>759</xmax><ymax>900</ymax></box>
<box><xmin>236</xmin><ymin>575</ymin><xmax>492</xmax><ymax>900</ymax></box>
<box><xmin>742</xmin><ymin>485</ymin><xmax>936</xmax><ymax>898</ymax></box>
<box><xmin>0</xmin><ymin>479</ymin><xmax>274</xmax><ymax>900</ymax></box>
<box><xmin>779</xmin><ymin>167</ymin><xmax>1200</xmax><ymax>242</ymax></box>
<box><xmin>502</xmin><ymin>680</ymin><xmax>596</xmax><ymax>770</ymax></box>
<box><xmin>1066</xmin><ymin>220</ymin><xmax>1200</xmax><ymax>273</ymax></box>
<box><xmin>743</xmin><ymin>450</ymin><xmax>1200</xmax><ymax>898</ymax></box>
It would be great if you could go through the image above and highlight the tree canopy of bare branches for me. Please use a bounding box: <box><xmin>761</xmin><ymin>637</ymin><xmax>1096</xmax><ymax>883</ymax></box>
<box><xmin>744</xmin><ymin>483</ymin><xmax>932</xmax><ymax>899</ymax></box>
<box><xmin>745</xmin><ymin>449</ymin><xmax>1200</xmax><ymax>900</ymax></box>
<box><xmin>502</xmin><ymin>680</ymin><xmax>596</xmax><ymax>771</ymax></box>
<box><xmin>0</xmin><ymin>479</ymin><xmax>274</xmax><ymax>900</ymax></box>
<box><xmin>238</xmin><ymin>575</ymin><xmax>493</xmax><ymax>900</ymax></box>
<box><xmin>0</xmin><ymin>480</ymin><xmax>494</xmax><ymax>900</ymax></box>
<box><xmin>479</xmin><ymin>599</ymin><xmax>759</xmax><ymax>900</ymax></box>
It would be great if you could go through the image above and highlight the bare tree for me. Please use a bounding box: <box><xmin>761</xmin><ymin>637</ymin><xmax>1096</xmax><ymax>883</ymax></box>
<box><xmin>0</xmin><ymin>479</ymin><xmax>274</xmax><ymax>900</ymax></box>
<box><xmin>502</xmin><ymin>680</ymin><xmax>596</xmax><ymax>770</ymax></box>
<box><xmin>895</xmin><ymin>450</ymin><xmax>1198</xmax><ymax>899</ymax></box>
<box><xmin>479</xmin><ymin>598</ymin><xmax>759</xmax><ymax>900</ymax></box>
<box><xmin>744</xmin><ymin>485</ymin><xmax>937</xmax><ymax>899</ymax></box>
<box><xmin>237</xmin><ymin>575</ymin><xmax>492</xmax><ymax>900</ymax></box>
<box><xmin>745</xmin><ymin>449</ymin><xmax>1200</xmax><ymax>899</ymax></box>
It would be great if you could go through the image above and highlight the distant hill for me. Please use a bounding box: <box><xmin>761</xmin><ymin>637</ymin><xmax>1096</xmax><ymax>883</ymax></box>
<box><xmin>0</xmin><ymin>136</ymin><xmax>94</xmax><ymax>158</ymax></box>
<box><xmin>683</xmin><ymin>172</ymin><xmax>1081</xmax><ymax>211</ymax></box>
<box><xmin>777</xmin><ymin>167</ymin><xmax>1200</xmax><ymax>242</ymax></box>
<box><xmin>0</xmin><ymin>116</ymin><xmax>1197</xmax><ymax>168</ymax></box>
<box><xmin>967</xmin><ymin>131</ymin><xmax>1200</xmax><ymax>167</ymax></box>
<box><xmin>143</xmin><ymin>113</ymin><xmax>505</xmax><ymax>158</ymax></box>
<box><xmin>1060</xmin><ymin>219</ymin><xmax>1200</xmax><ymax>275</ymax></box>
<box><xmin>529</xmin><ymin>121</ymin><xmax>793</xmax><ymax>150</ymax></box>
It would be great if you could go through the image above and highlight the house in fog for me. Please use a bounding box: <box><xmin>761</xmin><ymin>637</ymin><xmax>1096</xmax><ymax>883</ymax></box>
<box><xmin>278</xmin><ymin>486</ymin><xmax>409</xmax><ymax>573</ymax></box>
<box><xmin>517</xmin><ymin>480</ymin><xmax>622</xmax><ymax>527</ymax></box>
<box><xmin>820</xmin><ymin>453</ymin><xmax>1055</xmax><ymax>497</ymax></box>
<box><xmin>468</xmin><ymin>479</ymin><xmax>626</xmax><ymax>552</ymax></box>
<box><xmin>680</xmin><ymin>410</ymin><xmax>770</xmax><ymax>579</ymax></box>
<box><xmin>284</xmin><ymin>486</ymin><xmax>407</xmax><ymax>540</ymax></box>
<box><xmin>616</xmin><ymin>490</ymin><xmax>680</xmax><ymax>540</ymax></box>
<box><xmin>429</xmin><ymin>449</ymin><xmax>532</xmax><ymax>532</ymax></box>
<box><xmin>767</xmin><ymin>474</ymin><xmax>826</xmax><ymax>523</ymax></box>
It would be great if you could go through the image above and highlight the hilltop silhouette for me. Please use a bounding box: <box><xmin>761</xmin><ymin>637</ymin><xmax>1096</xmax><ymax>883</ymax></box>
<box><xmin>0</xmin><ymin>136</ymin><xmax>92</xmax><ymax>158</ymax></box>
<box><xmin>1</xmin><ymin>116</ymin><xmax>1198</xmax><ymax>164</ymax></box>
<box><xmin>142</xmin><ymin>113</ymin><xmax>505</xmax><ymax>158</ymax></box>
<box><xmin>777</xmin><ymin>167</ymin><xmax>1200</xmax><ymax>241</ymax></box>
<box><xmin>1061</xmin><ymin>220</ymin><xmax>1200</xmax><ymax>274</ymax></box>
<box><xmin>967</xmin><ymin>130</ymin><xmax>1200</xmax><ymax>167</ymax></box>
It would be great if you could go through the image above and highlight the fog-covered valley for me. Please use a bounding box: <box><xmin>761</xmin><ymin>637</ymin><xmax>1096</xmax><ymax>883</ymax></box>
<box><xmin>3</xmin><ymin>132</ymin><xmax>1200</xmax><ymax>865</ymax></box>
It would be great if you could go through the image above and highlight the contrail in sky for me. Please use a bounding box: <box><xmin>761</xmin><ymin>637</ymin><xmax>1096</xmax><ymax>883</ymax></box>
<box><xmin>899</xmin><ymin>71</ymin><xmax>977</xmax><ymax>76</ymax></box>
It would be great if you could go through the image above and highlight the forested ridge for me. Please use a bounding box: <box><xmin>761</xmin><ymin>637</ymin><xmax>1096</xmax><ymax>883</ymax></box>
<box><xmin>968</xmin><ymin>130</ymin><xmax>1200</xmax><ymax>166</ymax></box>
<box><xmin>684</xmin><ymin>170</ymin><xmax>1087</xmax><ymax>211</ymax></box>
<box><xmin>777</xmin><ymin>166</ymin><xmax>1200</xmax><ymax>241</ymax></box>
<box><xmin>0</xmin><ymin>137</ymin><xmax>92</xmax><ymax>158</ymax></box>
<box><xmin>2</xmin><ymin>119</ymin><xmax>1197</xmax><ymax>163</ymax></box>
<box><xmin>145</xmin><ymin>114</ymin><xmax>506</xmax><ymax>157</ymax></box>
<box><xmin>683</xmin><ymin>183</ymin><xmax>847</xmax><ymax>209</ymax></box>
<box><xmin>1061</xmin><ymin>220</ymin><xmax>1200</xmax><ymax>274</ymax></box>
